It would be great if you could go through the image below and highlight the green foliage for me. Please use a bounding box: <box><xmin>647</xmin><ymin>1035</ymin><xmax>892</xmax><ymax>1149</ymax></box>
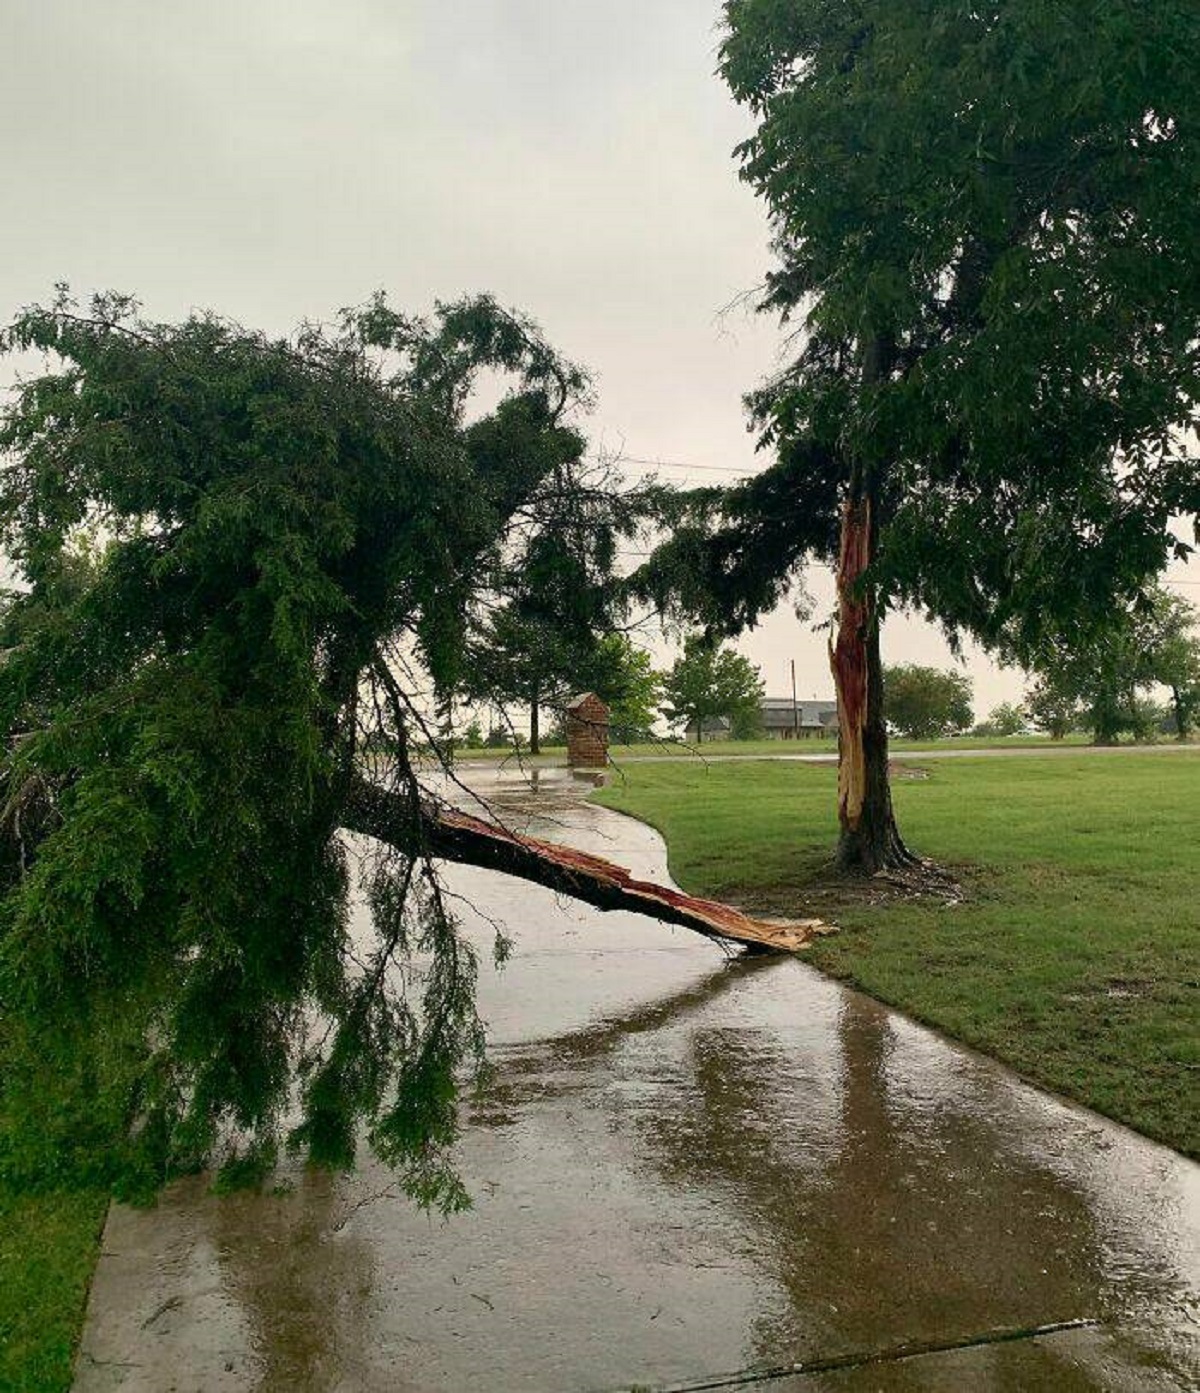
<box><xmin>461</xmin><ymin>720</ymin><xmax>485</xmax><ymax>750</ymax></box>
<box><xmin>581</xmin><ymin>633</ymin><xmax>663</xmax><ymax>742</ymax></box>
<box><xmin>729</xmin><ymin>702</ymin><xmax>765</xmax><ymax>741</ymax></box>
<box><xmin>883</xmin><ymin>664</ymin><xmax>973</xmax><ymax>740</ymax></box>
<box><xmin>462</xmin><ymin>456</ymin><xmax>649</xmax><ymax>750</ymax></box>
<box><xmin>641</xmin><ymin>1</ymin><xmax>1200</xmax><ymax>659</ymax></box>
<box><xmin>1143</xmin><ymin>591</ymin><xmax>1200</xmax><ymax>738</ymax></box>
<box><xmin>0</xmin><ymin>287</ymin><xmax>601</xmax><ymax>1205</ymax></box>
<box><xmin>975</xmin><ymin>701</ymin><xmax>1026</xmax><ymax>738</ymax></box>
<box><xmin>1024</xmin><ymin>678</ymin><xmax>1082</xmax><ymax>741</ymax></box>
<box><xmin>660</xmin><ymin>636</ymin><xmax>764</xmax><ymax>740</ymax></box>
<box><xmin>1028</xmin><ymin>588</ymin><xmax>1198</xmax><ymax>743</ymax></box>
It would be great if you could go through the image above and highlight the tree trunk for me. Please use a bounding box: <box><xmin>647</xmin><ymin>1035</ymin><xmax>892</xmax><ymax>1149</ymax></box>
<box><xmin>829</xmin><ymin>497</ymin><xmax>914</xmax><ymax>874</ymax></box>
<box><xmin>529</xmin><ymin>682</ymin><xmax>540</xmax><ymax>756</ymax></box>
<box><xmin>1091</xmin><ymin>698</ymin><xmax>1120</xmax><ymax>746</ymax></box>
<box><xmin>342</xmin><ymin>776</ymin><xmax>828</xmax><ymax>953</ymax></box>
<box><xmin>1172</xmin><ymin>686</ymin><xmax>1189</xmax><ymax>741</ymax></box>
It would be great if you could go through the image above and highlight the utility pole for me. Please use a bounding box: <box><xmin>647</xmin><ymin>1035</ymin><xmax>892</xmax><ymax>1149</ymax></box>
<box><xmin>791</xmin><ymin>659</ymin><xmax>800</xmax><ymax>739</ymax></box>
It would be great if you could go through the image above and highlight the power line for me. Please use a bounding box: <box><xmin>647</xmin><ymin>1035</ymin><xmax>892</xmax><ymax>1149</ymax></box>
<box><xmin>616</xmin><ymin>455</ymin><xmax>758</xmax><ymax>476</ymax></box>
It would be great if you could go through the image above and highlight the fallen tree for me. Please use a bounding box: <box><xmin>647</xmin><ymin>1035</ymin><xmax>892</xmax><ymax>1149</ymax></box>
<box><xmin>345</xmin><ymin>776</ymin><xmax>827</xmax><ymax>955</ymax></box>
<box><xmin>0</xmin><ymin>291</ymin><xmax>818</xmax><ymax>1210</ymax></box>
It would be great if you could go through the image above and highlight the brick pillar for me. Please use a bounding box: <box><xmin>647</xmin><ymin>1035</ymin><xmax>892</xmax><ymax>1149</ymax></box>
<box><xmin>566</xmin><ymin>693</ymin><xmax>609</xmax><ymax>768</ymax></box>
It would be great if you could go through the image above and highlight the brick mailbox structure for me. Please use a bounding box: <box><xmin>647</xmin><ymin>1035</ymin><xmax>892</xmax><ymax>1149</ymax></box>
<box><xmin>565</xmin><ymin>692</ymin><xmax>609</xmax><ymax>769</ymax></box>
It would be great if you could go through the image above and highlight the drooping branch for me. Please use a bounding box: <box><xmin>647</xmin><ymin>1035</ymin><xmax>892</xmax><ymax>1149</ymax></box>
<box><xmin>343</xmin><ymin>775</ymin><xmax>829</xmax><ymax>954</ymax></box>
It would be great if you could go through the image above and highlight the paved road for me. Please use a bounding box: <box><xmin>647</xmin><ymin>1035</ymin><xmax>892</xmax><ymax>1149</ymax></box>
<box><xmin>76</xmin><ymin>770</ymin><xmax>1200</xmax><ymax>1391</ymax></box>
<box><xmin>637</xmin><ymin>742</ymin><xmax>1200</xmax><ymax>765</ymax></box>
<box><xmin>463</xmin><ymin>742</ymin><xmax>1200</xmax><ymax>771</ymax></box>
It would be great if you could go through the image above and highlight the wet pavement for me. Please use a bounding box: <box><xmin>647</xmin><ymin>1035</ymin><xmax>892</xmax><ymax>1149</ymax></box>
<box><xmin>76</xmin><ymin>768</ymin><xmax>1200</xmax><ymax>1391</ymax></box>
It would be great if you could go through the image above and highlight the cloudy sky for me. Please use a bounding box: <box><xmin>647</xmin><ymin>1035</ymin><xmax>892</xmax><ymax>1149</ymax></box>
<box><xmin>5</xmin><ymin>1</ymin><xmax>1195</xmax><ymax>713</ymax></box>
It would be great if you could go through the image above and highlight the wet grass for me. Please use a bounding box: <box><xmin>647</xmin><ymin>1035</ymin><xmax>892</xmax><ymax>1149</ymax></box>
<box><xmin>594</xmin><ymin>752</ymin><xmax>1200</xmax><ymax>1158</ymax></box>
<box><xmin>0</xmin><ymin>1186</ymin><xmax>108</xmax><ymax>1390</ymax></box>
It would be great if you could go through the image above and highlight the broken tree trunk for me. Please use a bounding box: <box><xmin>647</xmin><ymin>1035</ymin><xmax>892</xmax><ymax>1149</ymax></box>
<box><xmin>829</xmin><ymin>496</ymin><xmax>915</xmax><ymax>874</ymax></box>
<box><xmin>344</xmin><ymin>775</ymin><xmax>828</xmax><ymax>953</ymax></box>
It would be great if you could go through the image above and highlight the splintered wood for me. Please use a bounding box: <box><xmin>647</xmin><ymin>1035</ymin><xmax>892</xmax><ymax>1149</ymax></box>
<box><xmin>433</xmin><ymin>807</ymin><xmax>832</xmax><ymax>953</ymax></box>
<box><xmin>830</xmin><ymin>496</ymin><xmax>872</xmax><ymax>832</ymax></box>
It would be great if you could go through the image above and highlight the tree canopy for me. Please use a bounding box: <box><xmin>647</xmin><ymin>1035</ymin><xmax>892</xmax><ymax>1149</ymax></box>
<box><xmin>975</xmin><ymin>702</ymin><xmax>1026</xmax><ymax>739</ymax></box>
<box><xmin>882</xmin><ymin>665</ymin><xmax>973</xmax><ymax>740</ymax></box>
<box><xmin>639</xmin><ymin>0</ymin><xmax>1200</xmax><ymax>870</ymax></box>
<box><xmin>582</xmin><ymin>633</ymin><xmax>663</xmax><ymax>742</ymax></box>
<box><xmin>0</xmin><ymin>289</ymin><xmax>609</xmax><ymax>1206</ymax></box>
<box><xmin>1143</xmin><ymin>591</ymin><xmax>1200</xmax><ymax>739</ymax></box>
<box><xmin>1023</xmin><ymin>678</ymin><xmax>1081</xmax><ymax>742</ymax></box>
<box><xmin>1026</xmin><ymin>587</ymin><xmax>1199</xmax><ymax>743</ymax></box>
<box><xmin>718</xmin><ymin>0</ymin><xmax>1198</xmax><ymax>644</ymax></box>
<box><xmin>461</xmin><ymin>453</ymin><xmax>643</xmax><ymax>753</ymax></box>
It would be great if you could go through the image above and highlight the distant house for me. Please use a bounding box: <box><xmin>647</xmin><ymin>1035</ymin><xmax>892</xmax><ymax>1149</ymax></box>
<box><xmin>688</xmin><ymin>697</ymin><xmax>838</xmax><ymax>742</ymax></box>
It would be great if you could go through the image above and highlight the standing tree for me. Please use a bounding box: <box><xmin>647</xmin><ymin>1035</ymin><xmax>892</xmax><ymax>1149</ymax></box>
<box><xmin>1028</xmin><ymin>587</ymin><xmax>1199</xmax><ymax>743</ymax></box>
<box><xmin>641</xmin><ymin>0</ymin><xmax>1199</xmax><ymax>872</ymax></box>
<box><xmin>582</xmin><ymin>633</ymin><xmax>663</xmax><ymax>743</ymax></box>
<box><xmin>1024</xmin><ymin>676</ymin><xmax>1081</xmax><ymax>741</ymax></box>
<box><xmin>660</xmin><ymin>636</ymin><xmax>764</xmax><ymax>741</ymax></box>
<box><xmin>976</xmin><ymin>702</ymin><xmax>1026</xmax><ymax>739</ymax></box>
<box><xmin>463</xmin><ymin>453</ymin><xmax>642</xmax><ymax>754</ymax></box>
<box><xmin>882</xmin><ymin>665</ymin><xmax>973</xmax><ymax>740</ymax></box>
<box><xmin>1143</xmin><ymin>590</ymin><xmax>1200</xmax><ymax>740</ymax></box>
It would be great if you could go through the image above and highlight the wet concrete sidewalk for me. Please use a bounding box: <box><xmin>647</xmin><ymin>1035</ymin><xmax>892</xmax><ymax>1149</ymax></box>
<box><xmin>76</xmin><ymin>769</ymin><xmax>1200</xmax><ymax>1391</ymax></box>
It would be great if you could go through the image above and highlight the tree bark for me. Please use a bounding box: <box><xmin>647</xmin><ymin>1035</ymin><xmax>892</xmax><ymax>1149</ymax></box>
<box><xmin>342</xmin><ymin>775</ymin><xmax>828</xmax><ymax>953</ymax></box>
<box><xmin>529</xmin><ymin>681</ymin><xmax>540</xmax><ymax>756</ymax></box>
<box><xmin>829</xmin><ymin>497</ymin><xmax>914</xmax><ymax>874</ymax></box>
<box><xmin>1172</xmin><ymin>685</ymin><xmax>1189</xmax><ymax>741</ymax></box>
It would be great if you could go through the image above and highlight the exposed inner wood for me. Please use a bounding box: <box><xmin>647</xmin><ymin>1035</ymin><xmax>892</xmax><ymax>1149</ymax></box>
<box><xmin>830</xmin><ymin>496</ymin><xmax>872</xmax><ymax>834</ymax></box>
<box><xmin>345</xmin><ymin>776</ymin><xmax>831</xmax><ymax>954</ymax></box>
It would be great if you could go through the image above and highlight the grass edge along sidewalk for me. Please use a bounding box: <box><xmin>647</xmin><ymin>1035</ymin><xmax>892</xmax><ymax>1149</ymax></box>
<box><xmin>593</xmin><ymin>751</ymin><xmax>1199</xmax><ymax>1160</ymax></box>
<box><xmin>0</xmin><ymin>1185</ymin><xmax>108</xmax><ymax>1391</ymax></box>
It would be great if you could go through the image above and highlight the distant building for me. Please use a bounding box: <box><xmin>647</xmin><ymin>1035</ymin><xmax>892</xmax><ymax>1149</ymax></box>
<box><xmin>688</xmin><ymin>697</ymin><xmax>838</xmax><ymax>742</ymax></box>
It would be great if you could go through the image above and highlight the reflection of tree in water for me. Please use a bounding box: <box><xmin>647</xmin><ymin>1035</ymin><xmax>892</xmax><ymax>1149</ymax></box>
<box><xmin>204</xmin><ymin>959</ymin><xmax>763</xmax><ymax>1388</ymax></box>
<box><xmin>202</xmin><ymin>957</ymin><xmax>1190</xmax><ymax>1388</ymax></box>
<box><xmin>211</xmin><ymin>1168</ymin><xmax>380</xmax><ymax>1389</ymax></box>
<box><xmin>528</xmin><ymin>972</ymin><xmax>1122</xmax><ymax>1372</ymax></box>
<box><xmin>686</xmin><ymin>996</ymin><xmax>1114</xmax><ymax>1363</ymax></box>
<box><xmin>472</xmin><ymin>954</ymin><xmax>781</xmax><ymax>1118</ymax></box>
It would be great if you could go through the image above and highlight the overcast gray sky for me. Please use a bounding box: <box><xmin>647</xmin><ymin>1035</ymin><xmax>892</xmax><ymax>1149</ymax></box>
<box><xmin>4</xmin><ymin>0</ymin><xmax>1195</xmax><ymax>713</ymax></box>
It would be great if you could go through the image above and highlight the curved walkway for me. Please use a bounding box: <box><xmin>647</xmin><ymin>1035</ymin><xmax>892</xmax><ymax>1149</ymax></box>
<box><xmin>76</xmin><ymin>771</ymin><xmax>1200</xmax><ymax>1390</ymax></box>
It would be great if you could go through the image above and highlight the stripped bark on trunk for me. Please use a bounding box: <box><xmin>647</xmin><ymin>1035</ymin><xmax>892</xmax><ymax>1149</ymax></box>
<box><xmin>829</xmin><ymin>497</ymin><xmax>914</xmax><ymax>874</ymax></box>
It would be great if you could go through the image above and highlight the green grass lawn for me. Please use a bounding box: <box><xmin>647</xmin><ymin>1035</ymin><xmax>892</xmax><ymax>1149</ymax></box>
<box><xmin>594</xmin><ymin>752</ymin><xmax>1200</xmax><ymax>1157</ymax></box>
<box><xmin>0</xmin><ymin>1186</ymin><xmax>107</xmax><ymax>1390</ymax></box>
